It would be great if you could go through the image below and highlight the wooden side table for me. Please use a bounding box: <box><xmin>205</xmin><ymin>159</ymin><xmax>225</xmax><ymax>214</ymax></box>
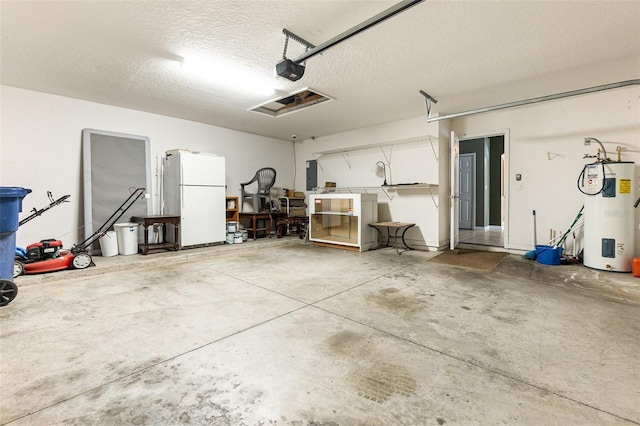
<box><xmin>238</xmin><ymin>212</ymin><xmax>273</xmax><ymax>240</ymax></box>
<box><xmin>130</xmin><ymin>215</ymin><xmax>181</xmax><ymax>255</ymax></box>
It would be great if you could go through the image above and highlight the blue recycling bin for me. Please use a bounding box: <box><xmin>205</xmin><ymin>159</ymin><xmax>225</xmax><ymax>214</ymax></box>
<box><xmin>0</xmin><ymin>186</ymin><xmax>31</xmax><ymax>306</ymax></box>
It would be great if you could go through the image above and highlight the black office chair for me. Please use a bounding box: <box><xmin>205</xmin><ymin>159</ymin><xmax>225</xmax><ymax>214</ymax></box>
<box><xmin>240</xmin><ymin>167</ymin><xmax>276</xmax><ymax>212</ymax></box>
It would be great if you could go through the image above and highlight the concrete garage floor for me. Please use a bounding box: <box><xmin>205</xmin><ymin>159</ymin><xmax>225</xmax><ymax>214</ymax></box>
<box><xmin>1</xmin><ymin>238</ymin><xmax>639</xmax><ymax>425</ymax></box>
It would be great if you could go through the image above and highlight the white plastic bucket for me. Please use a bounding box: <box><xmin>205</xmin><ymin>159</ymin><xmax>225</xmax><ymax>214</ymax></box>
<box><xmin>98</xmin><ymin>231</ymin><xmax>119</xmax><ymax>257</ymax></box>
<box><xmin>234</xmin><ymin>232</ymin><xmax>243</xmax><ymax>244</ymax></box>
<box><xmin>114</xmin><ymin>223</ymin><xmax>139</xmax><ymax>255</ymax></box>
<box><xmin>226</xmin><ymin>221</ymin><xmax>237</xmax><ymax>233</ymax></box>
<box><xmin>146</xmin><ymin>225</ymin><xmax>163</xmax><ymax>244</ymax></box>
<box><xmin>226</xmin><ymin>233</ymin><xmax>235</xmax><ymax>244</ymax></box>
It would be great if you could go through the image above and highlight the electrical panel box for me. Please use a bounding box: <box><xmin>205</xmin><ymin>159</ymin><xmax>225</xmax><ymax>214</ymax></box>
<box><xmin>306</xmin><ymin>160</ymin><xmax>317</xmax><ymax>191</ymax></box>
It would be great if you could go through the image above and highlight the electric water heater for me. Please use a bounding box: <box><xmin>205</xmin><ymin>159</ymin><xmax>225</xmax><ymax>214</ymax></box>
<box><xmin>583</xmin><ymin>161</ymin><xmax>636</xmax><ymax>272</ymax></box>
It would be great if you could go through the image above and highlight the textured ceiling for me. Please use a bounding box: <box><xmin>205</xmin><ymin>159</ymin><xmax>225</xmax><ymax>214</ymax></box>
<box><xmin>2</xmin><ymin>1</ymin><xmax>639</xmax><ymax>141</ymax></box>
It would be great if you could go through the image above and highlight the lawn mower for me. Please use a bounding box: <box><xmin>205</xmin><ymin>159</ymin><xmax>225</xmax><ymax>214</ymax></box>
<box><xmin>14</xmin><ymin>188</ymin><xmax>146</xmax><ymax>277</ymax></box>
<box><xmin>18</xmin><ymin>191</ymin><xmax>70</xmax><ymax>227</ymax></box>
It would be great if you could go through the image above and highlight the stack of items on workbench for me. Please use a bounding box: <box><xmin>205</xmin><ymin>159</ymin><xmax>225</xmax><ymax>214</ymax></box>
<box><xmin>282</xmin><ymin>190</ymin><xmax>307</xmax><ymax>217</ymax></box>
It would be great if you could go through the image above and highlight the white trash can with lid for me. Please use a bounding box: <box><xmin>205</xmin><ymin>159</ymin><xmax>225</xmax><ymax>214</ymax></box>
<box><xmin>114</xmin><ymin>223</ymin><xmax>139</xmax><ymax>255</ymax></box>
<box><xmin>98</xmin><ymin>230</ymin><xmax>119</xmax><ymax>257</ymax></box>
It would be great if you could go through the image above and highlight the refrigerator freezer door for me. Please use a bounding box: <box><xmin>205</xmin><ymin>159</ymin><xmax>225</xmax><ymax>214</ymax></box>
<box><xmin>181</xmin><ymin>153</ymin><xmax>225</xmax><ymax>186</ymax></box>
<box><xmin>163</xmin><ymin>155</ymin><xmax>181</xmax><ymax>216</ymax></box>
<box><xmin>180</xmin><ymin>185</ymin><xmax>226</xmax><ymax>246</ymax></box>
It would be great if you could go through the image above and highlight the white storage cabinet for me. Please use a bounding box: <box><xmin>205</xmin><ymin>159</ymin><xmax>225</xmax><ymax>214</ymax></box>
<box><xmin>309</xmin><ymin>193</ymin><xmax>378</xmax><ymax>252</ymax></box>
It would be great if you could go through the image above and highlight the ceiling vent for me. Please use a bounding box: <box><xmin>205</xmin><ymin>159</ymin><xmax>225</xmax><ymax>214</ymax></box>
<box><xmin>248</xmin><ymin>88</ymin><xmax>334</xmax><ymax>118</ymax></box>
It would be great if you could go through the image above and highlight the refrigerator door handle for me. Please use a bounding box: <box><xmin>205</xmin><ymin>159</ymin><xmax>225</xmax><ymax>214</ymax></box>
<box><xmin>181</xmin><ymin>186</ymin><xmax>185</xmax><ymax>209</ymax></box>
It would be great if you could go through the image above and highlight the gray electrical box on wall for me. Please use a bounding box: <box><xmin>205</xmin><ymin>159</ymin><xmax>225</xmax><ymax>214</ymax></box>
<box><xmin>306</xmin><ymin>160</ymin><xmax>317</xmax><ymax>190</ymax></box>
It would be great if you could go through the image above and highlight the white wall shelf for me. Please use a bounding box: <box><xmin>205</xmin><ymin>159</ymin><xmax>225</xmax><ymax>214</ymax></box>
<box><xmin>312</xmin><ymin>135</ymin><xmax>438</xmax><ymax>158</ymax></box>
<box><xmin>313</xmin><ymin>183</ymin><xmax>437</xmax><ymax>204</ymax></box>
<box><xmin>312</xmin><ymin>135</ymin><xmax>439</xmax><ymax>173</ymax></box>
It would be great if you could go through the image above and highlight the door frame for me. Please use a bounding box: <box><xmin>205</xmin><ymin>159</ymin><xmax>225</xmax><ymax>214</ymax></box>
<box><xmin>452</xmin><ymin>129</ymin><xmax>510</xmax><ymax>249</ymax></box>
<box><xmin>450</xmin><ymin>132</ymin><xmax>459</xmax><ymax>250</ymax></box>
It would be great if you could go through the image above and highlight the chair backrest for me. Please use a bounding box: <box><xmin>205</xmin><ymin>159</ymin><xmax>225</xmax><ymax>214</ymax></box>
<box><xmin>255</xmin><ymin>167</ymin><xmax>276</xmax><ymax>195</ymax></box>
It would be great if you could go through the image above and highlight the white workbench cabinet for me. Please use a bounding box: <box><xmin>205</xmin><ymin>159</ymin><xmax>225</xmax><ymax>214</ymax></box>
<box><xmin>309</xmin><ymin>193</ymin><xmax>378</xmax><ymax>252</ymax></box>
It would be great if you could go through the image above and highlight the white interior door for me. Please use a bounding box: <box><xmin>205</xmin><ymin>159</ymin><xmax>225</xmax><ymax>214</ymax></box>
<box><xmin>459</xmin><ymin>153</ymin><xmax>475</xmax><ymax>230</ymax></box>
<box><xmin>450</xmin><ymin>131</ymin><xmax>460</xmax><ymax>250</ymax></box>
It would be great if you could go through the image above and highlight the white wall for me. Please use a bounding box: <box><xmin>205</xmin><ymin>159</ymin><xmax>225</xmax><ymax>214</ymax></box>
<box><xmin>1</xmin><ymin>86</ymin><xmax>293</xmax><ymax>248</ymax></box>
<box><xmin>451</xmin><ymin>85</ymin><xmax>640</xmax><ymax>254</ymax></box>
<box><xmin>294</xmin><ymin>85</ymin><xmax>640</xmax><ymax>255</ymax></box>
<box><xmin>294</xmin><ymin>116</ymin><xmax>449</xmax><ymax>250</ymax></box>
<box><xmin>4</xmin><ymin>84</ymin><xmax>638</xmax><ymax>255</ymax></box>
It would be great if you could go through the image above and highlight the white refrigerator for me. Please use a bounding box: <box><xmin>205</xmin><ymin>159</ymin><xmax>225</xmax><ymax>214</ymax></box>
<box><xmin>163</xmin><ymin>151</ymin><xmax>226</xmax><ymax>247</ymax></box>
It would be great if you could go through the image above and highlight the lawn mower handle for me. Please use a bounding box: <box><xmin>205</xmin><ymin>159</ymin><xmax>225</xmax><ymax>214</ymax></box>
<box><xmin>73</xmin><ymin>188</ymin><xmax>146</xmax><ymax>253</ymax></box>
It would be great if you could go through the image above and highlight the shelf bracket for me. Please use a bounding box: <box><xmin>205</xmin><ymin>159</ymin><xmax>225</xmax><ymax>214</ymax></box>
<box><xmin>341</xmin><ymin>152</ymin><xmax>351</xmax><ymax>170</ymax></box>
<box><xmin>380</xmin><ymin>186</ymin><xmax>393</xmax><ymax>201</ymax></box>
<box><xmin>428</xmin><ymin>135</ymin><xmax>438</xmax><ymax>162</ymax></box>
<box><xmin>429</xmin><ymin>186</ymin><xmax>438</xmax><ymax>208</ymax></box>
<box><xmin>311</xmin><ymin>153</ymin><xmax>325</xmax><ymax>173</ymax></box>
<box><xmin>379</xmin><ymin>144</ymin><xmax>391</xmax><ymax>165</ymax></box>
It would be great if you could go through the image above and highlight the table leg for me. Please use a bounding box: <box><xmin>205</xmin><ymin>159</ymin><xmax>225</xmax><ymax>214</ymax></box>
<box><xmin>369</xmin><ymin>226</ymin><xmax>383</xmax><ymax>249</ymax></box>
<box><xmin>252</xmin><ymin>216</ymin><xmax>257</xmax><ymax>240</ymax></box>
<box><xmin>400</xmin><ymin>225</ymin><xmax>415</xmax><ymax>253</ymax></box>
<box><xmin>142</xmin><ymin>224</ymin><xmax>149</xmax><ymax>255</ymax></box>
<box><xmin>392</xmin><ymin>227</ymin><xmax>401</xmax><ymax>255</ymax></box>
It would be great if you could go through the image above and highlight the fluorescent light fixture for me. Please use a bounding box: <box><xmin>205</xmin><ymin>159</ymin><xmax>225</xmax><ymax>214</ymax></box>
<box><xmin>178</xmin><ymin>55</ymin><xmax>275</xmax><ymax>97</ymax></box>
